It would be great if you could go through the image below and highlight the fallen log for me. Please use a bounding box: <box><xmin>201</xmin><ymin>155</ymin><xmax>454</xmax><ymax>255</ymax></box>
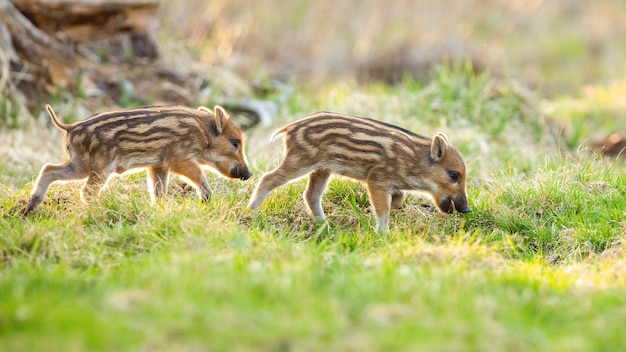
<box><xmin>0</xmin><ymin>0</ymin><xmax>160</xmax><ymax>112</ymax></box>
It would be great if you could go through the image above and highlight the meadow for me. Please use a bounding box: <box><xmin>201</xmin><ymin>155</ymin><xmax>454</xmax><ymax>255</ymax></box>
<box><xmin>2</xmin><ymin>66</ymin><xmax>626</xmax><ymax>351</ymax></box>
<box><xmin>2</xmin><ymin>1</ymin><xmax>626</xmax><ymax>351</ymax></box>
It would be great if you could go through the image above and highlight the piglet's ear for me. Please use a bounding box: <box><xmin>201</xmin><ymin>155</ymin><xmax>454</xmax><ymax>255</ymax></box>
<box><xmin>430</xmin><ymin>132</ymin><xmax>449</xmax><ymax>162</ymax></box>
<box><xmin>213</xmin><ymin>105</ymin><xmax>229</xmax><ymax>134</ymax></box>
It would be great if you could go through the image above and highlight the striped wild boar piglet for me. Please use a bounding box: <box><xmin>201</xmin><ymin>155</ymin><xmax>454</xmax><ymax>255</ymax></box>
<box><xmin>22</xmin><ymin>104</ymin><xmax>252</xmax><ymax>215</ymax></box>
<box><xmin>249</xmin><ymin>112</ymin><xmax>471</xmax><ymax>233</ymax></box>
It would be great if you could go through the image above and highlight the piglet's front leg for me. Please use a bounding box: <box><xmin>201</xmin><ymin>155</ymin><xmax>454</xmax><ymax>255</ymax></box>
<box><xmin>366</xmin><ymin>181</ymin><xmax>392</xmax><ymax>233</ymax></box>
<box><xmin>169</xmin><ymin>160</ymin><xmax>212</xmax><ymax>202</ymax></box>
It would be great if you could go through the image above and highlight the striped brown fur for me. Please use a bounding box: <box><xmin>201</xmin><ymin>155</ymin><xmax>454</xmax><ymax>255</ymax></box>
<box><xmin>22</xmin><ymin>104</ymin><xmax>251</xmax><ymax>215</ymax></box>
<box><xmin>249</xmin><ymin>112</ymin><xmax>470</xmax><ymax>232</ymax></box>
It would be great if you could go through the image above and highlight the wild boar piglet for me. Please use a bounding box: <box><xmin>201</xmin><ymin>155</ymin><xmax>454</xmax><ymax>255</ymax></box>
<box><xmin>22</xmin><ymin>104</ymin><xmax>252</xmax><ymax>215</ymax></box>
<box><xmin>249</xmin><ymin>112</ymin><xmax>471</xmax><ymax>232</ymax></box>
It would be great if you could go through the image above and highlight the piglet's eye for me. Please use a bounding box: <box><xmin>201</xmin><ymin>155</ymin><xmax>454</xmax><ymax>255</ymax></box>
<box><xmin>448</xmin><ymin>171</ymin><xmax>460</xmax><ymax>183</ymax></box>
<box><xmin>230</xmin><ymin>139</ymin><xmax>241</xmax><ymax>150</ymax></box>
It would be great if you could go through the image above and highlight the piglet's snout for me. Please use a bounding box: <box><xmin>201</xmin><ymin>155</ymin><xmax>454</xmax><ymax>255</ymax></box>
<box><xmin>231</xmin><ymin>165</ymin><xmax>252</xmax><ymax>180</ymax></box>
<box><xmin>452</xmin><ymin>196</ymin><xmax>472</xmax><ymax>213</ymax></box>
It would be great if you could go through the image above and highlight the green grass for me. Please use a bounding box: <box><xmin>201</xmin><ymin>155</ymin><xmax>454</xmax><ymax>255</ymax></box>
<box><xmin>2</xmin><ymin>68</ymin><xmax>626</xmax><ymax>351</ymax></box>
<box><xmin>543</xmin><ymin>77</ymin><xmax>626</xmax><ymax>149</ymax></box>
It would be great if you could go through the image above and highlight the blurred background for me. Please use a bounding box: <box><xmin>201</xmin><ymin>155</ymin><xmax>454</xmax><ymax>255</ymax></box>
<box><xmin>1</xmin><ymin>0</ymin><xmax>626</xmax><ymax>148</ymax></box>
<box><xmin>160</xmin><ymin>0</ymin><xmax>626</xmax><ymax>93</ymax></box>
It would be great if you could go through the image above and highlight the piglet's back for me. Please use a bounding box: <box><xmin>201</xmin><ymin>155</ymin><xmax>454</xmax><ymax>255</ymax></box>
<box><xmin>275</xmin><ymin>112</ymin><xmax>433</xmax><ymax>177</ymax></box>
<box><xmin>66</xmin><ymin>106</ymin><xmax>214</xmax><ymax>157</ymax></box>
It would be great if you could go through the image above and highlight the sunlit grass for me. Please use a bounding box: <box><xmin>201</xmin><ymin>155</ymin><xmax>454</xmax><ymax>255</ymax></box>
<box><xmin>2</xmin><ymin>68</ymin><xmax>626</xmax><ymax>351</ymax></box>
<box><xmin>4</xmin><ymin>0</ymin><xmax>626</xmax><ymax>348</ymax></box>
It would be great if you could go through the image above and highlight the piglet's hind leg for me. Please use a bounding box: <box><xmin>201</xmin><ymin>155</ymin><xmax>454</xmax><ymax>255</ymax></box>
<box><xmin>249</xmin><ymin>157</ymin><xmax>315</xmax><ymax>209</ymax></box>
<box><xmin>80</xmin><ymin>171</ymin><xmax>109</xmax><ymax>204</ymax></box>
<box><xmin>23</xmin><ymin>162</ymin><xmax>88</xmax><ymax>215</ymax></box>
<box><xmin>303</xmin><ymin>168</ymin><xmax>331</xmax><ymax>221</ymax></box>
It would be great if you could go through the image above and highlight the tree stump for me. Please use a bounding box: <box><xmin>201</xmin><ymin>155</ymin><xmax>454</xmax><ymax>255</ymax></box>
<box><xmin>0</xmin><ymin>0</ymin><xmax>160</xmax><ymax>112</ymax></box>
